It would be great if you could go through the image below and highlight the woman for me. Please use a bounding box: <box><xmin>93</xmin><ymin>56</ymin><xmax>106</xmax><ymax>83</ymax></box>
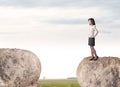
<box><xmin>88</xmin><ymin>18</ymin><xmax>99</xmax><ymax>61</ymax></box>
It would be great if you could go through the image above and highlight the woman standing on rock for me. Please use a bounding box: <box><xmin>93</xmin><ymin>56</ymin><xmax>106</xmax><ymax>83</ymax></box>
<box><xmin>88</xmin><ymin>18</ymin><xmax>99</xmax><ymax>61</ymax></box>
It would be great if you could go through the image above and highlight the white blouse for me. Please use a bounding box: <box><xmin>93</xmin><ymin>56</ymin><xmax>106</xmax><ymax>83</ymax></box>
<box><xmin>89</xmin><ymin>25</ymin><xmax>99</xmax><ymax>38</ymax></box>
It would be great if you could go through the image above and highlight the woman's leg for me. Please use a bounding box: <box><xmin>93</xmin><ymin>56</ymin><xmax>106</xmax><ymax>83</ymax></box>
<box><xmin>90</xmin><ymin>46</ymin><xmax>94</xmax><ymax>57</ymax></box>
<box><xmin>91</xmin><ymin>46</ymin><xmax>98</xmax><ymax>60</ymax></box>
<box><xmin>90</xmin><ymin>46</ymin><xmax>98</xmax><ymax>57</ymax></box>
<box><xmin>92</xmin><ymin>47</ymin><xmax>97</xmax><ymax>57</ymax></box>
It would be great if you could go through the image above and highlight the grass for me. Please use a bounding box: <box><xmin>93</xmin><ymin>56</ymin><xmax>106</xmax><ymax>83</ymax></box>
<box><xmin>38</xmin><ymin>79</ymin><xmax>80</xmax><ymax>87</ymax></box>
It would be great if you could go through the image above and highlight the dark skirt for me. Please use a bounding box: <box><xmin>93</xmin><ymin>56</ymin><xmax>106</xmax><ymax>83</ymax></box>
<box><xmin>88</xmin><ymin>38</ymin><xmax>95</xmax><ymax>46</ymax></box>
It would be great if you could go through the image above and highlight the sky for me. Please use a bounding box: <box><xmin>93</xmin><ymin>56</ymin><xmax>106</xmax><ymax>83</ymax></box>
<box><xmin>0</xmin><ymin>0</ymin><xmax>120</xmax><ymax>79</ymax></box>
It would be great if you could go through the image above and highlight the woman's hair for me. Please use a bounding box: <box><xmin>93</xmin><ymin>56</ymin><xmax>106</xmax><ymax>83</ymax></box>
<box><xmin>88</xmin><ymin>18</ymin><xmax>96</xmax><ymax>25</ymax></box>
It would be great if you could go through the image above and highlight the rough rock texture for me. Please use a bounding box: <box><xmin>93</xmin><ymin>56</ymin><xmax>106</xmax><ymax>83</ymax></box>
<box><xmin>0</xmin><ymin>48</ymin><xmax>41</xmax><ymax>87</ymax></box>
<box><xmin>77</xmin><ymin>56</ymin><xmax>120</xmax><ymax>87</ymax></box>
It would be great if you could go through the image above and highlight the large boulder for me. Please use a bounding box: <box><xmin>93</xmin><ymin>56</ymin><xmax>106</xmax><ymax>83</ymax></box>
<box><xmin>0</xmin><ymin>48</ymin><xmax>41</xmax><ymax>87</ymax></box>
<box><xmin>77</xmin><ymin>57</ymin><xmax>120</xmax><ymax>87</ymax></box>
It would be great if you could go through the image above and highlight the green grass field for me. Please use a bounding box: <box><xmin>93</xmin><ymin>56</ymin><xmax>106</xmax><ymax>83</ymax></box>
<box><xmin>38</xmin><ymin>79</ymin><xmax>80</xmax><ymax>87</ymax></box>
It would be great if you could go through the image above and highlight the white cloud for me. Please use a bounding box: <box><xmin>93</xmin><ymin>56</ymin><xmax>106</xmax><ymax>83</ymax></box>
<box><xmin>0</xmin><ymin>7</ymin><xmax>99</xmax><ymax>33</ymax></box>
<box><xmin>0</xmin><ymin>0</ymin><xmax>119</xmax><ymax>8</ymax></box>
<box><xmin>0</xmin><ymin>6</ymin><xmax>119</xmax><ymax>48</ymax></box>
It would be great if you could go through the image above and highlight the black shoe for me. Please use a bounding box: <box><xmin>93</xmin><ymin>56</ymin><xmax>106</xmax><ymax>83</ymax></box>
<box><xmin>89</xmin><ymin>57</ymin><xmax>95</xmax><ymax>61</ymax></box>
<box><xmin>94</xmin><ymin>56</ymin><xmax>99</xmax><ymax>61</ymax></box>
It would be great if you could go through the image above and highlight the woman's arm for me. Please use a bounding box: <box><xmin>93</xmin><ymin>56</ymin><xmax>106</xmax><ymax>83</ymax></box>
<box><xmin>94</xmin><ymin>27</ymin><xmax>99</xmax><ymax>37</ymax></box>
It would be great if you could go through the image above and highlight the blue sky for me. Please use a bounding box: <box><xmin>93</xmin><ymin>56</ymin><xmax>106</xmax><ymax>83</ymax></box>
<box><xmin>0</xmin><ymin>0</ymin><xmax>120</xmax><ymax>79</ymax></box>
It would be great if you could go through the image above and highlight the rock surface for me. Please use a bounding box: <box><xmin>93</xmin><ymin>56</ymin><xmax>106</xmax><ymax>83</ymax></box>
<box><xmin>77</xmin><ymin>56</ymin><xmax>120</xmax><ymax>87</ymax></box>
<box><xmin>0</xmin><ymin>48</ymin><xmax>41</xmax><ymax>87</ymax></box>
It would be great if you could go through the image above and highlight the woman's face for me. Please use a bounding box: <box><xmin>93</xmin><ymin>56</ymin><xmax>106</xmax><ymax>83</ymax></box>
<box><xmin>88</xmin><ymin>20</ymin><xmax>92</xmax><ymax>25</ymax></box>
